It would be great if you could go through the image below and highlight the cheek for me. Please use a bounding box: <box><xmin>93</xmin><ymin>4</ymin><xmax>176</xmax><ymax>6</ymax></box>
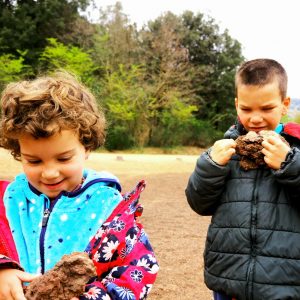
<box><xmin>237</xmin><ymin>111</ymin><xmax>247</xmax><ymax>123</ymax></box>
<box><xmin>22</xmin><ymin>166</ymin><xmax>39</xmax><ymax>182</ymax></box>
<box><xmin>63</xmin><ymin>162</ymin><xmax>85</xmax><ymax>176</ymax></box>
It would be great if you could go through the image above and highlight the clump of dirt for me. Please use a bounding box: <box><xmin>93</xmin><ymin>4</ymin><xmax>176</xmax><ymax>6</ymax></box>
<box><xmin>25</xmin><ymin>252</ymin><xmax>96</xmax><ymax>300</ymax></box>
<box><xmin>235</xmin><ymin>130</ymin><xmax>288</xmax><ymax>170</ymax></box>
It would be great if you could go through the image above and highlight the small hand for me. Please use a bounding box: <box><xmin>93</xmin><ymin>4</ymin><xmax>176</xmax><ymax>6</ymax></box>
<box><xmin>0</xmin><ymin>269</ymin><xmax>39</xmax><ymax>300</ymax></box>
<box><xmin>261</xmin><ymin>135</ymin><xmax>290</xmax><ymax>170</ymax></box>
<box><xmin>210</xmin><ymin>139</ymin><xmax>236</xmax><ymax>165</ymax></box>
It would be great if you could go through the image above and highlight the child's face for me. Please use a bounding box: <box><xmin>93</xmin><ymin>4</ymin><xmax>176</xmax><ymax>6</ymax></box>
<box><xmin>235</xmin><ymin>81</ymin><xmax>290</xmax><ymax>132</ymax></box>
<box><xmin>19</xmin><ymin>130</ymin><xmax>89</xmax><ymax>199</ymax></box>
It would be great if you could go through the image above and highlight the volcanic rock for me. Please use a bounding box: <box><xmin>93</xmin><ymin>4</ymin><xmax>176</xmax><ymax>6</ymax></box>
<box><xmin>235</xmin><ymin>130</ymin><xmax>288</xmax><ymax>170</ymax></box>
<box><xmin>25</xmin><ymin>252</ymin><xmax>96</xmax><ymax>300</ymax></box>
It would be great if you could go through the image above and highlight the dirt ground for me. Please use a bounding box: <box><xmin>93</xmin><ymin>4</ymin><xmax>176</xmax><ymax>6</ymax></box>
<box><xmin>0</xmin><ymin>149</ymin><xmax>212</xmax><ymax>300</ymax></box>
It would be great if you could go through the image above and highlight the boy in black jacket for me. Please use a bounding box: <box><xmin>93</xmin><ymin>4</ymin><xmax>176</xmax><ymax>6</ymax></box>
<box><xmin>186</xmin><ymin>58</ymin><xmax>300</xmax><ymax>300</ymax></box>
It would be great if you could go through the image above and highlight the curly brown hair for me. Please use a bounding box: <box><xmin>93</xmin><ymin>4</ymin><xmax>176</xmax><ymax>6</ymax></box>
<box><xmin>0</xmin><ymin>71</ymin><xmax>106</xmax><ymax>160</ymax></box>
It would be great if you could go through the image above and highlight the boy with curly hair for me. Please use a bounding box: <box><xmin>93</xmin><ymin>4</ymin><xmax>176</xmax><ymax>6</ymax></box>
<box><xmin>0</xmin><ymin>72</ymin><xmax>158</xmax><ymax>300</ymax></box>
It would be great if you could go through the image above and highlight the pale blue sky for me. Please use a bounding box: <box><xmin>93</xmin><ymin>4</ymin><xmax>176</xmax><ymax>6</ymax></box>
<box><xmin>91</xmin><ymin>0</ymin><xmax>300</xmax><ymax>98</ymax></box>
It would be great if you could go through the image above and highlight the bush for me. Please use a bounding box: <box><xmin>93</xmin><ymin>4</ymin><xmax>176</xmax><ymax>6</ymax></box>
<box><xmin>0</xmin><ymin>53</ymin><xmax>32</xmax><ymax>90</ymax></box>
<box><xmin>105</xmin><ymin>125</ymin><xmax>135</xmax><ymax>150</ymax></box>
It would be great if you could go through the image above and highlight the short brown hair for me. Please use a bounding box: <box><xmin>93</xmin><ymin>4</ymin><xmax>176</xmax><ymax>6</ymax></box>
<box><xmin>0</xmin><ymin>71</ymin><xmax>106</xmax><ymax>160</ymax></box>
<box><xmin>235</xmin><ymin>58</ymin><xmax>288</xmax><ymax>99</ymax></box>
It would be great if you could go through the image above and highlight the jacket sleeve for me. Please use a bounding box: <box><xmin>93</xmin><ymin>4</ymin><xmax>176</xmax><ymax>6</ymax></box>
<box><xmin>0</xmin><ymin>180</ymin><xmax>22</xmax><ymax>270</ymax></box>
<box><xmin>185</xmin><ymin>150</ymin><xmax>231</xmax><ymax>216</ymax></box>
<box><xmin>80</xmin><ymin>181</ymin><xmax>159</xmax><ymax>300</ymax></box>
<box><xmin>273</xmin><ymin>147</ymin><xmax>300</xmax><ymax>202</ymax></box>
<box><xmin>0</xmin><ymin>255</ymin><xmax>23</xmax><ymax>271</ymax></box>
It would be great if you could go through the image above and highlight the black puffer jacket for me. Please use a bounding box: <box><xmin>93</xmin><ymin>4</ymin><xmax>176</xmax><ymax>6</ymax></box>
<box><xmin>186</xmin><ymin>122</ymin><xmax>300</xmax><ymax>300</ymax></box>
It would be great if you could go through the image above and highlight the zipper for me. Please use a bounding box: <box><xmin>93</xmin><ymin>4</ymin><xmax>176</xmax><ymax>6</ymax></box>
<box><xmin>39</xmin><ymin>198</ymin><xmax>58</xmax><ymax>274</ymax></box>
<box><xmin>246</xmin><ymin>170</ymin><xmax>261</xmax><ymax>300</ymax></box>
<box><xmin>42</xmin><ymin>209</ymin><xmax>50</xmax><ymax>227</ymax></box>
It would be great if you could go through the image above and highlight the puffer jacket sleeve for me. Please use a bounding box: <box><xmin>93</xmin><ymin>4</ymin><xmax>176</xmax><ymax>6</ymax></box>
<box><xmin>80</xmin><ymin>180</ymin><xmax>159</xmax><ymax>300</ymax></box>
<box><xmin>273</xmin><ymin>147</ymin><xmax>300</xmax><ymax>202</ymax></box>
<box><xmin>185</xmin><ymin>150</ymin><xmax>231</xmax><ymax>216</ymax></box>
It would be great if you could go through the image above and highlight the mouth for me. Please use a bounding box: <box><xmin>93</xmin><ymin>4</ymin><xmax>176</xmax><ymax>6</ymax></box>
<box><xmin>249</xmin><ymin>127</ymin><xmax>266</xmax><ymax>132</ymax></box>
<box><xmin>42</xmin><ymin>179</ymin><xmax>64</xmax><ymax>190</ymax></box>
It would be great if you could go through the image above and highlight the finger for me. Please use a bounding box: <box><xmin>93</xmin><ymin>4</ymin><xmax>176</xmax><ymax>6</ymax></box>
<box><xmin>16</xmin><ymin>271</ymin><xmax>39</xmax><ymax>283</ymax></box>
<box><xmin>231</xmin><ymin>138</ymin><xmax>237</xmax><ymax>145</ymax></box>
<box><xmin>264</xmin><ymin>155</ymin><xmax>271</xmax><ymax>165</ymax></box>
<box><xmin>223</xmin><ymin>140</ymin><xmax>236</xmax><ymax>151</ymax></box>
<box><xmin>265</xmin><ymin>135</ymin><xmax>283</xmax><ymax>145</ymax></box>
<box><xmin>261</xmin><ymin>148</ymin><xmax>271</xmax><ymax>157</ymax></box>
<box><xmin>228</xmin><ymin>148</ymin><xmax>236</xmax><ymax>156</ymax></box>
<box><xmin>261</xmin><ymin>145</ymin><xmax>269</xmax><ymax>154</ymax></box>
<box><xmin>261</xmin><ymin>140</ymin><xmax>274</xmax><ymax>151</ymax></box>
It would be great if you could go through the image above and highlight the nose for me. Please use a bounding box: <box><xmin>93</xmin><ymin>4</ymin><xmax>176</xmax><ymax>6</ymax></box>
<box><xmin>41</xmin><ymin>165</ymin><xmax>60</xmax><ymax>180</ymax></box>
<box><xmin>250</xmin><ymin>114</ymin><xmax>263</xmax><ymax>124</ymax></box>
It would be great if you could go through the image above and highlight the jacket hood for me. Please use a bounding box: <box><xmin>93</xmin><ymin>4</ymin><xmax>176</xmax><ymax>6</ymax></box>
<box><xmin>224</xmin><ymin>119</ymin><xmax>247</xmax><ymax>139</ymax></box>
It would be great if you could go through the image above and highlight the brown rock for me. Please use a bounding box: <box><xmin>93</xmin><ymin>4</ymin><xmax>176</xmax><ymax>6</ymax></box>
<box><xmin>235</xmin><ymin>130</ymin><xmax>288</xmax><ymax>170</ymax></box>
<box><xmin>25</xmin><ymin>252</ymin><xmax>97</xmax><ymax>300</ymax></box>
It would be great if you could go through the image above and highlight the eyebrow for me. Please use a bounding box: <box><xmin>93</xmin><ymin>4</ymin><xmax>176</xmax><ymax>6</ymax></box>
<box><xmin>21</xmin><ymin>149</ymin><xmax>76</xmax><ymax>158</ymax></box>
<box><xmin>239</xmin><ymin>103</ymin><xmax>276</xmax><ymax>108</ymax></box>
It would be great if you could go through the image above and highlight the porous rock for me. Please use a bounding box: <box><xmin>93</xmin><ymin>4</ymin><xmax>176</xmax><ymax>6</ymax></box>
<box><xmin>25</xmin><ymin>252</ymin><xmax>96</xmax><ymax>300</ymax></box>
<box><xmin>235</xmin><ymin>130</ymin><xmax>288</xmax><ymax>170</ymax></box>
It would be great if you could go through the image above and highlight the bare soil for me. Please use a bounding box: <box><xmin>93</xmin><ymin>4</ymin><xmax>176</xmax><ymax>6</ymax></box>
<box><xmin>0</xmin><ymin>149</ymin><xmax>212</xmax><ymax>300</ymax></box>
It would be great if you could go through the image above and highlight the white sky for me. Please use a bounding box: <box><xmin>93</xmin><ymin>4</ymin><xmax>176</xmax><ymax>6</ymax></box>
<box><xmin>91</xmin><ymin>0</ymin><xmax>300</xmax><ymax>98</ymax></box>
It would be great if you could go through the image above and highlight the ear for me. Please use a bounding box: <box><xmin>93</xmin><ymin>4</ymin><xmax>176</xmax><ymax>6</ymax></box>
<box><xmin>282</xmin><ymin>97</ymin><xmax>291</xmax><ymax>115</ymax></box>
<box><xmin>235</xmin><ymin>98</ymin><xmax>238</xmax><ymax>110</ymax></box>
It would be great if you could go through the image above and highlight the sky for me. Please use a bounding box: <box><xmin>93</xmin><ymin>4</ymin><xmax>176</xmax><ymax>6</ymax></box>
<box><xmin>90</xmin><ymin>0</ymin><xmax>300</xmax><ymax>98</ymax></box>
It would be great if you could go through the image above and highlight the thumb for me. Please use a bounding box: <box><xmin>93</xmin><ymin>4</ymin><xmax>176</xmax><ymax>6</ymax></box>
<box><xmin>16</xmin><ymin>270</ymin><xmax>40</xmax><ymax>283</ymax></box>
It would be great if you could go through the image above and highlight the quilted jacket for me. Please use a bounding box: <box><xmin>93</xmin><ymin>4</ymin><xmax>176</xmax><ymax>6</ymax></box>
<box><xmin>0</xmin><ymin>179</ymin><xmax>159</xmax><ymax>300</ymax></box>
<box><xmin>186</xmin><ymin>122</ymin><xmax>300</xmax><ymax>300</ymax></box>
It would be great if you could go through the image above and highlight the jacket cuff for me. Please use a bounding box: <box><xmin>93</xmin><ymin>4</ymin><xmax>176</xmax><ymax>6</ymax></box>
<box><xmin>0</xmin><ymin>255</ymin><xmax>23</xmax><ymax>271</ymax></box>
<box><xmin>273</xmin><ymin>147</ymin><xmax>300</xmax><ymax>177</ymax></box>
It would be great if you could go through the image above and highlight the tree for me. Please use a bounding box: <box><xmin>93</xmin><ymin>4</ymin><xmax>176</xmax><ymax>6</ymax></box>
<box><xmin>0</xmin><ymin>0</ymin><xmax>92</xmax><ymax>65</ymax></box>
<box><xmin>0</xmin><ymin>52</ymin><xmax>32</xmax><ymax>90</ymax></box>
<box><xmin>139</xmin><ymin>12</ymin><xmax>201</xmax><ymax>144</ymax></box>
<box><xmin>181</xmin><ymin>11</ymin><xmax>244</xmax><ymax>131</ymax></box>
<box><xmin>92</xmin><ymin>1</ymin><xmax>141</xmax><ymax>72</ymax></box>
<box><xmin>38</xmin><ymin>38</ymin><xmax>96</xmax><ymax>84</ymax></box>
<box><xmin>99</xmin><ymin>64</ymin><xmax>151</xmax><ymax>149</ymax></box>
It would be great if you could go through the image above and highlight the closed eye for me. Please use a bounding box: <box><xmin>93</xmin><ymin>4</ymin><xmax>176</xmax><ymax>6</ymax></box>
<box><xmin>28</xmin><ymin>160</ymin><xmax>41</xmax><ymax>165</ymax></box>
<box><xmin>57</xmin><ymin>157</ymin><xmax>72</xmax><ymax>162</ymax></box>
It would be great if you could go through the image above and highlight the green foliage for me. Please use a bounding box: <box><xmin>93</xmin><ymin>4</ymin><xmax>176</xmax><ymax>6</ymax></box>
<box><xmin>0</xmin><ymin>2</ymin><xmax>245</xmax><ymax>150</ymax></box>
<box><xmin>150</xmin><ymin>101</ymin><xmax>222</xmax><ymax>147</ymax></box>
<box><xmin>150</xmin><ymin>98</ymin><xmax>197</xmax><ymax>146</ymax></box>
<box><xmin>0</xmin><ymin>0</ymin><xmax>92</xmax><ymax>64</ymax></box>
<box><xmin>100</xmin><ymin>64</ymin><xmax>151</xmax><ymax>150</ymax></box>
<box><xmin>0</xmin><ymin>52</ymin><xmax>32</xmax><ymax>90</ymax></box>
<box><xmin>94</xmin><ymin>2</ymin><xmax>141</xmax><ymax>71</ymax></box>
<box><xmin>39</xmin><ymin>38</ymin><xmax>97</xmax><ymax>83</ymax></box>
<box><xmin>180</xmin><ymin>11</ymin><xmax>244</xmax><ymax>131</ymax></box>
